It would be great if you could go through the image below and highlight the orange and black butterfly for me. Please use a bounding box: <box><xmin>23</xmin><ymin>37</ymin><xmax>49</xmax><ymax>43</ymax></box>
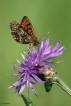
<box><xmin>10</xmin><ymin>16</ymin><xmax>39</xmax><ymax>46</ymax></box>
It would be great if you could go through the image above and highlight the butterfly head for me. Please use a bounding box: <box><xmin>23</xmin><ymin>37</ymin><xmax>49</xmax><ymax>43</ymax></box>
<box><xmin>33</xmin><ymin>41</ymin><xmax>40</xmax><ymax>46</ymax></box>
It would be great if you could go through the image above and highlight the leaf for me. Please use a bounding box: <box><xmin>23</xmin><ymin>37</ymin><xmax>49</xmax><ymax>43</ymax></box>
<box><xmin>44</xmin><ymin>82</ymin><xmax>53</xmax><ymax>92</ymax></box>
<box><xmin>21</xmin><ymin>94</ymin><xmax>36</xmax><ymax>106</ymax></box>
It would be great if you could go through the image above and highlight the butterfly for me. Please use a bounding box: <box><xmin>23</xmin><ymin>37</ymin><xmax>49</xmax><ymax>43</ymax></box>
<box><xmin>10</xmin><ymin>16</ymin><xmax>39</xmax><ymax>46</ymax></box>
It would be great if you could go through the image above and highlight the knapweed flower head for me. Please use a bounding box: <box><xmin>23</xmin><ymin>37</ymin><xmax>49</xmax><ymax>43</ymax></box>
<box><xmin>8</xmin><ymin>38</ymin><xmax>65</xmax><ymax>96</ymax></box>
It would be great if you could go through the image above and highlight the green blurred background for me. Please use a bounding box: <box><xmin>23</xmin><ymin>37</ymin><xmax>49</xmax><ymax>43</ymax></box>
<box><xmin>0</xmin><ymin>0</ymin><xmax>71</xmax><ymax>106</ymax></box>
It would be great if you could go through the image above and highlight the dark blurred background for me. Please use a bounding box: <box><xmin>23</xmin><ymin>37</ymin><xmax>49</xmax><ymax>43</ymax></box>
<box><xmin>0</xmin><ymin>0</ymin><xmax>71</xmax><ymax>106</ymax></box>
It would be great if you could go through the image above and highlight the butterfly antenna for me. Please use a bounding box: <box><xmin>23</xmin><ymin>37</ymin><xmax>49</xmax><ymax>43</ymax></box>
<box><xmin>39</xmin><ymin>31</ymin><xmax>50</xmax><ymax>42</ymax></box>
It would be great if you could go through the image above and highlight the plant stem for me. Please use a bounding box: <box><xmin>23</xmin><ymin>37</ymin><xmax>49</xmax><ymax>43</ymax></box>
<box><xmin>52</xmin><ymin>76</ymin><xmax>71</xmax><ymax>96</ymax></box>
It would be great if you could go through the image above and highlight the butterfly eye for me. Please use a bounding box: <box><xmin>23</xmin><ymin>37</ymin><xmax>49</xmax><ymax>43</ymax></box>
<box><xmin>34</xmin><ymin>41</ymin><xmax>40</xmax><ymax>46</ymax></box>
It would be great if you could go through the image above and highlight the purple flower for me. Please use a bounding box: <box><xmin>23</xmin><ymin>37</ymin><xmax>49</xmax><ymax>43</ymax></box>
<box><xmin>8</xmin><ymin>38</ymin><xmax>65</xmax><ymax>96</ymax></box>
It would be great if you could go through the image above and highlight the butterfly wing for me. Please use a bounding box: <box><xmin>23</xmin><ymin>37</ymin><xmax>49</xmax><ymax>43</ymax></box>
<box><xmin>10</xmin><ymin>21</ymin><xmax>21</xmax><ymax>42</ymax></box>
<box><xmin>10</xmin><ymin>20</ymin><xmax>32</xmax><ymax>44</ymax></box>
<box><xmin>21</xmin><ymin>16</ymin><xmax>38</xmax><ymax>42</ymax></box>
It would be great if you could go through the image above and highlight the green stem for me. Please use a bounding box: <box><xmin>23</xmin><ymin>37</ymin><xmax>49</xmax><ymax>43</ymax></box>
<box><xmin>52</xmin><ymin>76</ymin><xmax>71</xmax><ymax>96</ymax></box>
<box><xmin>21</xmin><ymin>94</ymin><xmax>36</xmax><ymax>106</ymax></box>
